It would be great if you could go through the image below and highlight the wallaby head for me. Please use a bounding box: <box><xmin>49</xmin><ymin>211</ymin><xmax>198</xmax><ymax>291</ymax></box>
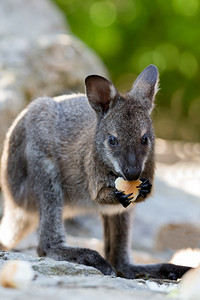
<box><xmin>85</xmin><ymin>65</ymin><xmax>159</xmax><ymax>181</ymax></box>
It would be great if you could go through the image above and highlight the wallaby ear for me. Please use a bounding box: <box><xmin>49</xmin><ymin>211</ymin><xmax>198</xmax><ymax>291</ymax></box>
<box><xmin>85</xmin><ymin>75</ymin><xmax>119</xmax><ymax>116</ymax></box>
<box><xmin>128</xmin><ymin>65</ymin><xmax>159</xmax><ymax>113</ymax></box>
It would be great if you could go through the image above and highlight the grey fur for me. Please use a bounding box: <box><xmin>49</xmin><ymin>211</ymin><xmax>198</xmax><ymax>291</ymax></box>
<box><xmin>0</xmin><ymin>65</ymin><xmax>190</xmax><ymax>279</ymax></box>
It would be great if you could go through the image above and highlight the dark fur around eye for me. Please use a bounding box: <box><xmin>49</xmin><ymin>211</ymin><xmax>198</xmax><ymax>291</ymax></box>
<box><xmin>141</xmin><ymin>133</ymin><xmax>148</xmax><ymax>145</ymax></box>
<box><xmin>108</xmin><ymin>135</ymin><xmax>118</xmax><ymax>147</ymax></box>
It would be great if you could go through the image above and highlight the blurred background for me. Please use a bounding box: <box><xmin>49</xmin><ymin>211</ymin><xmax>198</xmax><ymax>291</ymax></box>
<box><xmin>52</xmin><ymin>0</ymin><xmax>200</xmax><ymax>142</ymax></box>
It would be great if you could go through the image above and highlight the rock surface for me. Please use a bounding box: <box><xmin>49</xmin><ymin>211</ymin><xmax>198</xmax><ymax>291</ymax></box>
<box><xmin>0</xmin><ymin>0</ymin><xmax>68</xmax><ymax>38</ymax></box>
<box><xmin>0</xmin><ymin>252</ymin><xmax>176</xmax><ymax>300</ymax></box>
<box><xmin>0</xmin><ymin>0</ymin><xmax>107</xmax><ymax>158</ymax></box>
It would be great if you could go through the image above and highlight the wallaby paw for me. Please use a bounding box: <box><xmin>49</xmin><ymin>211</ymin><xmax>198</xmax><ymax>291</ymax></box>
<box><xmin>40</xmin><ymin>245</ymin><xmax>116</xmax><ymax>277</ymax></box>
<box><xmin>156</xmin><ymin>263</ymin><xmax>191</xmax><ymax>280</ymax></box>
<box><xmin>138</xmin><ymin>178</ymin><xmax>152</xmax><ymax>198</ymax></box>
<box><xmin>78</xmin><ymin>249</ymin><xmax>116</xmax><ymax>276</ymax></box>
<box><xmin>98</xmin><ymin>262</ymin><xmax>116</xmax><ymax>277</ymax></box>
<box><xmin>114</xmin><ymin>190</ymin><xmax>133</xmax><ymax>207</ymax></box>
<box><xmin>116</xmin><ymin>263</ymin><xmax>191</xmax><ymax>280</ymax></box>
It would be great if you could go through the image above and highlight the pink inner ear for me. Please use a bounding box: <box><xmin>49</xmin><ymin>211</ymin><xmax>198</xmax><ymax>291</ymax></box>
<box><xmin>97</xmin><ymin>83</ymin><xmax>112</xmax><ymax>110</ymax></box>
<box><xmin>85</xmin><ymin>75</ymin><xmax>118</xmax><ymax>114</ymax></box>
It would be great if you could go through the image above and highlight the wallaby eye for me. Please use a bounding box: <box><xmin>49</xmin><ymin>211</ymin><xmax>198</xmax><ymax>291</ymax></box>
<box><xmin>108</xmin><ymin>135</ymin><xmax>118</xmax><ymax>147</ymax></box>
<box><xmin>141</xmin><ymin>133</ymin><xmax>148</xmax><ymax>145</ymax></box>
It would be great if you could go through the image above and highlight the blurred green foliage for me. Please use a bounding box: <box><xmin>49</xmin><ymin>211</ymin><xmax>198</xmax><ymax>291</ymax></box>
<box><xmin>52</xmin><ymin>0</ymin><xmax>200</xmax><ymax>142</ymax></box>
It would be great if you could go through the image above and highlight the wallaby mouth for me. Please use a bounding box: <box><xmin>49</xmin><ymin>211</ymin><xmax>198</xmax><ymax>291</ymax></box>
<box><xmin>109</xmin><ymin>168</ymin><xmax>141</xmax><ymax>182</ymax></box>
<box><xmin>109</xmin><ymin>171</ymin><xmax>122</xmax><ymax>180</ymax></box>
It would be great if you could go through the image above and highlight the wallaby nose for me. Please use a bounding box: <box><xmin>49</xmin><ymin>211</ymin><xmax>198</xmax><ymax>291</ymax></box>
<box><xmin>124</xmin><ymin>167</ymin><xmax>141</xmax><ymax>181</ymax></box>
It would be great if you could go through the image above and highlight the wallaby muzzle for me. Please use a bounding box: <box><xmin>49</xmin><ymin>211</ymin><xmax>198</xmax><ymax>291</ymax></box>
<box><xmin>123</xmin><ymin>166</ymin><xmax>141</xmax><ymax>181</ymax></box>
<box><xmin>122</xmin><ymin>152</ymin><xmax>141</xmax><ymax>181</ymax></box>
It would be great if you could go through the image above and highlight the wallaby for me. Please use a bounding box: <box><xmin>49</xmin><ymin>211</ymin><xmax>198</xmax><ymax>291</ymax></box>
<box><xmin>0</xmin><ymin>65</ymin><xmax>190</xmax><ymax>279</ymax></box>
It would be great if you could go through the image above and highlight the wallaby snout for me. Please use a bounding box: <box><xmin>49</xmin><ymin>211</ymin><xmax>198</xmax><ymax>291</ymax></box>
<box><xmin>122</xmin><ymin>152</ymin><xmax>141</xmax><ymax>181</ymax></box>
<box><xmin>124</xmin><ymin>166</ymin><xmax>141</xmax><ymax>181</ymax></box>
<box><xmin>122</xmin><ymin>152</ymin><xmax>142</xmax><ymax>181</ymax></box>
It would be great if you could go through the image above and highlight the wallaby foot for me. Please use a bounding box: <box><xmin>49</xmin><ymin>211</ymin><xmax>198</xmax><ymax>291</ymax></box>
<box><xmin>115</xmin><ymin>262</ymin><xmax>191</xmax><ymax>280</ymax></box>
<box><xmin>37</xmin><ymin>244</ymin><xmax>116</xmax><ymax>276</ymax></box>
<box><xmin>103</xmin><ymin>212</ymin><xmax>190</xmax><ymax>280</ymax></box>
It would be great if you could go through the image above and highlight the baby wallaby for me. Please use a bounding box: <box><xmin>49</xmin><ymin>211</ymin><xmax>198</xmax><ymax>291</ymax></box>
<box><xmin>0</xmin><ymin>65</ymin><xmax>190</xmax><ymax>279</ymax></box>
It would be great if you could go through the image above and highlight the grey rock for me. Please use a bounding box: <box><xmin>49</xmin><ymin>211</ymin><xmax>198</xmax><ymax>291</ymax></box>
<box><xmin>22</xmin><ymin>34</ymin><xmax>108</xmax><ymax>99</ymax></box>
<box><xmin>32</xmin><ymin>260</ymin><xmax>103</xmax><ymax>277</ymax></box>
<box><xmin>0</xmin><ymin>251</ymin><xmax>173</xmax><ymax>300</ymax></box>
<box><xmin>0</xmin><ymin>251</ymin><xmax>102</xmax><ymax>276</ymax></box>
<box><xmin>0</xmin><ymin>0</ymin><xmax>68</xmax><ymax>39</ymax></box>
<box><xmin>0</xmin><ymin>0</ymin><xmax>108</xmax><ymax>159</ymax></box>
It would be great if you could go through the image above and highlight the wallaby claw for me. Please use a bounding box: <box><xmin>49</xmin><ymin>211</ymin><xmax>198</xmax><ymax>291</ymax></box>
<box><xmin>138</xmin><ymin>178</ymin><xmax>152</xmax><ymax>198</ymax></box>
<box><xmin>114</xmin><ymin>190</ymin><xmax>133</xmax><ymax>208</ymax></box>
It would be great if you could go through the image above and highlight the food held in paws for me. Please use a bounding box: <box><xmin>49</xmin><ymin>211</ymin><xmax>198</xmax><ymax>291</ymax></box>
<box><xmin>115</xmin><ymin>178</ymin><xmax>142</xmax><ymax>202</ymax></box>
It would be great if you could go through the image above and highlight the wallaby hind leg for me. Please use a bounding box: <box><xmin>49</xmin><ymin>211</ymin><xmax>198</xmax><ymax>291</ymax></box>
<box><xmin>0</xmin><ymin>202</ymin><xmax>38</xmax><ymax>250</ymax></box>
<box><xmin>102</xmin><ymin>210</ymin><xmax>191</xmax><ymax>280</ymax></box>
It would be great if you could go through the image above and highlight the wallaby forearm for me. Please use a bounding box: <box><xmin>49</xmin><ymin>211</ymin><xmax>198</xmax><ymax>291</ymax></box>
<box><xmin>96</xmin><ymin>187</ymin><xmax>118</xmax><ymax>205</ymax></box>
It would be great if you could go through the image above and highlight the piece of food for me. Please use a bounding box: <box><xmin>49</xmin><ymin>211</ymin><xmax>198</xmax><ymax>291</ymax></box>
<box><xmin>115</xmin><ymin>178</ymin><xmax>142</xmax><ymax>202</ymax></box>
<box><xmin>0</xmin><ymin>260</ymin><xmax>34</xmax><ymax>289</ymax></box>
